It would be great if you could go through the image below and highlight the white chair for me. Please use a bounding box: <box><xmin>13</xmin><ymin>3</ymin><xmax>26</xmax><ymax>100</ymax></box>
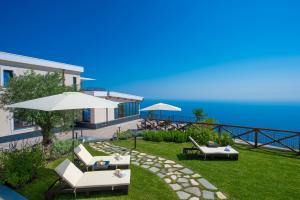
<box><xmin>53</xmin><ymin>159</ymin><xmax>130</xmax><ymax>197</ymax></box>
<box><xmin>183</xmin><ymin>136</ymin><xmax>239</xmax><ymax>160</ymax></box>
<box><xmin>74</xmin><ymin>144</ymin><xmax>130</xmax><ymax>170</ymax></box>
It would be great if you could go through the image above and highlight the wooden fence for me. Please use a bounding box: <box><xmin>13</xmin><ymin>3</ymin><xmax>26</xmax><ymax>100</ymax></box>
<box><xmin>140</xmin><ymin>114</ymin><xmax>300</xmax><ymax>154</ymax></box>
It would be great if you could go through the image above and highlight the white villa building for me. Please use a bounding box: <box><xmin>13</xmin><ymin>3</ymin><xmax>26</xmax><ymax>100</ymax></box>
<box><xmin>0</xmin><ymin>52</ymin><xmax>143</xmax><ymax>142</ymax></box>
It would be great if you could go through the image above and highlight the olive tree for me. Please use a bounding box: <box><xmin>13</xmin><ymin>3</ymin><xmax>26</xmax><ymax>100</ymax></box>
<box><xmin>0</xmin><ymin>71</ymin><xmax>75</xmax><ymax>147</ymax></box>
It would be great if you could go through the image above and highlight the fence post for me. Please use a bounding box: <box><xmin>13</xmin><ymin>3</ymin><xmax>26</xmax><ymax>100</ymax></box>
<box><xmin>298</xmin><ymin>134</ymin><xmax>300</xmax><ymax>155</ymax></box>
<box><xmin>254</xmin><ymin>129</ymin><xmax>258</xmax><ymax>148</ymax></box>
<box><xmin>218</xmin><ymin>126</ymin><xmax>222</xmax><ymax>138</ymax></box>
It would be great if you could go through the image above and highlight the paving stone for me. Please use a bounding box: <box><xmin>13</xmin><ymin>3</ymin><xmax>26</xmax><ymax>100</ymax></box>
<box><xmin>190</xmin><ymin>179</ymin><xmax>199</xmax><ymax>186</ymax></box>
<box><xmin>176</xmin><ymin>191</ymin><xmax>191</xmax><ymax>200</ymax></box>
<box><xmin>165</xmin><ymin>160</ymin><xmax>175</xmax><ymax>164</ymax></box>
<box><xmin>164</xmin><ymin>178</ymin><xmax>171</xmax><ymax>183</ymax></box>
<box><xmin>154</xmin><ymin>163</ymin><xmax>162</xmax><ymax>168</ymax></box>
<box><xmin>170</xmin><ymin>175</ymin><xmax>177</xmax><ymax>180</ymax></box>
<box><xmin>178</xmin><ymin>177</ymin><xmax>189</xmax><ymax>183</ymax></box>
<box><xmin>170</xmin><ymin>183</ymin><xmax>182</xmax><ymax>191</ymax></box>
<box><xmin>184</xmin><ymin>175</ymin><xmax>190</xmax><ymax>178</ymax></box>
<box><xmin>216</xmin><ymin>192</ymin><xmax>227</xmax><ymax>200</ymax></box>
<box><xmin>147</xmin><ymin>155</ymin><xmax>156</xmax><ymax>159</ymax></box>
<box><xmin>149</xmin><ymin>167</ymin><xmax>160</xmax><ymax>173</ymax></box>
<box><xmin>141</xmin><ymin>165</ymin><xmax>150</xmax><ymax>169</ymax></box>
<box><xmin>144</xmin><ymin>162</ymin><xmax>154</xmax><ymax>165</ymax></box>
<box><xmin>167</xmin><ymin>168</ymin><xmax>177</xmax><ymax>172</ymax></box>
<box><xmin>184</xmin><ymin>187</ymin><xmax>201</xmax><ymax>197</ymax></box>
<box><xmin>158</xmin><ymin>157</ymin><xmax>165</xmax><ymax>161</ymax></box>
<box><xmin>189</xmin><ymin>197</ymin><xmax>199</xmax><ymax>200</ymax></box>
<box><xmin>157</xmin><ymin>173</ymin><xmax>165</xmax><ymax>178</ymax></box>
<box><xmin>180</xmin><ymin>168</ymin><xmax>194</xmax><ymax>175</ymax></box>
<box><xmin>132</xmin><ymin>162</ymin><xmax>140</xmax><ymax>166</ymax></box>
<box><xmin>173</xmin><ymin>164</ymin><xmax>184</xmax><ymax>168</ymax></box>
<box><xmin>140</xmin><ymin>153</ymin><xmax>146</xmax><ymax>156</ymax></box>
<box><xmin>203</xmin><ymin>190</ymin><xmax>214</xmax><ymax>200</ymax></box>
<box><xmin>165</xmin><ymin>164</ymin><xmax>172</xmax><ymax>168</ymax></box>
<box><xmin>182</xmin><ymin>182</ymin><xmax>191</xmax><ymax>187</ymax></box>
<box><xmin>197</xmin><ymin>178</ymin><xmax>217</xmax><ymax>190</ymax></box>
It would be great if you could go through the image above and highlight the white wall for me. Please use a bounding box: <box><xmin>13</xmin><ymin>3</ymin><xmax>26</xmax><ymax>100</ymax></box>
<box><xmin>90</xmin><ymin>108</ymin><xmax>115</xmax><ymax>124</ymax></box>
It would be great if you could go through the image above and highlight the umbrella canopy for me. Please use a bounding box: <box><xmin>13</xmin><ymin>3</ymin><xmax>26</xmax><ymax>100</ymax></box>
<box><xmin>140</xmin><ymin>103</ymin><xmax>181</xmax><ymax>112</ymax></box>
<box><xmin>6</xmin><ymin>92</ymin><xmax>118</xmax><ymax>111</ymax></box>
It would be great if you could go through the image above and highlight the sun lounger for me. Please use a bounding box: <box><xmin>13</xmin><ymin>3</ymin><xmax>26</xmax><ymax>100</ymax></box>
<box><xmin>183</xmin><ymin>136</ymin><xmax>239</xmax><ymax>160</ymax></box>
<box><xmin>74</xmin><ymin>144</ymin><xmax>130</xmax><ymax>170</ymax></box>
<box><xmin>47</xmin><ymin>159</ymin><xmax>130</xmax><ymax>198</ymax></box>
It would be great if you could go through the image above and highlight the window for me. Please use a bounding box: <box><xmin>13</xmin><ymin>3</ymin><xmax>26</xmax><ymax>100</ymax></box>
<box><xmin>82</xmin><ymin>109</ymin><xmax>91</xmax><ymax>122</ymax></box>
<box><xmin>73</xmin><ymin>77</ymin><xmax>77</xmax><ymax>90</ymax></box>
<box><xmin>14</xmin><ymin>117</ymin><xmax>34</xmax><ymax>130</ymax></box>
<box><xmin>3</xmin><ymin>70</ymin><xmax>13</xmax><ymax>87</ymax></box>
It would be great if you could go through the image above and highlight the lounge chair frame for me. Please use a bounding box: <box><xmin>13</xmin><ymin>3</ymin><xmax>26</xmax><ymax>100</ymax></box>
<box><xmin>45</xmin><ymin>177</ymin><xmax>128</xmax><ymax>199</ymax></box>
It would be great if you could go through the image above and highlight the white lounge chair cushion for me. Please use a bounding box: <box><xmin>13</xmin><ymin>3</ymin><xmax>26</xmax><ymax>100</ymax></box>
<box><xmin>93</xmin><ymin>156</ymin><xmax>130</xmax><ymax>166</ymax></box>
<box><xmin>199</xmin><ymin>146</ymin><xmax>239</xmax><ymax>154</ymax></box>
<box><xmin>55</xmin><ymin>159</ymin><xmax>131</xmax><ymax>189</ymax></box>
<box><xmin>76</xmin><ymin>170</ymin><xmax>131</xmax><ymax>188</ymax></box>
<box><xmin>74</xmin><ymin>144</ymin><xmax>130</xmax><ymax>167</ymax></box>
<box><xmin>55</xmin><ymin>159</ymin><xmax>83</xmax><ymax>188</ymax></box>
<box><xmin>74</xmin><ymin>144</ymin><xmax>95</xmax><ymax>166</ymax></box>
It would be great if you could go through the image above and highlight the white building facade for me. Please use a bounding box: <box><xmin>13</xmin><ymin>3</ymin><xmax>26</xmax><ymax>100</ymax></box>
<box><xmin>0</xmin><ymin>52</ymin><xmax>143</xmax><ymax>140</ymax></box>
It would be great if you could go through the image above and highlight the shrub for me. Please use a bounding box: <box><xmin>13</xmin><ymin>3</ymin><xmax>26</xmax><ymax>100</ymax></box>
<box><xmin>143</xmin><ymin>130</ymin><xmax>154</xmax><ymax>141</ymax></box>
<box><xmin>117</xmin><ymin>130</ymin><xmax>133</xmax><ymax>140</ymax></box>
<box><xmin>192</xmin><ymin>126</ymin><xmax>213</xmax><ymax>145</ymax></box>
<box><xmin>174</xmin><ymin>131</ymin><xmax>187</xmax><ymax>143</ymax></box>
<box><xmin>219</xmin><ymin>132</ymin><xmax>234</xmax><ymax>146</ymax></box>
<box><xmin>50</xmin><ymin>139</ymin><xmax>79</xmax><ymax>159</ymax></box>
<box><xmin>152</xmin><ymin>131</ymin><xmax>163</xmax><ymax>142</ymax></box>
<box><xmin>162</xmin><ymin>131</ymin><xmax>174</xmax><ymax>142</ymax></box>
<box><xmin>0</xmin><ymin>145</ymin><xmax>45</xmax><ymax>188</ymax></box>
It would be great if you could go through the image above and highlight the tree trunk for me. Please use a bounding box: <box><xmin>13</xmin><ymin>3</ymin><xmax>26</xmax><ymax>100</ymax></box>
<box><xmin>41</xmin><ymin>128</ymin><xmax>53</xmax><ymax>157</ymax></box>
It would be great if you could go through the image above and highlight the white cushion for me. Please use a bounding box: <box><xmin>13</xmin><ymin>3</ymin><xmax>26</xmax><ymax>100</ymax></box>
<box><xmin>76</xmin><ymin>170</ymin><xmax>131</xmax><ymax>188</ymax></box>
<box><xmin>199</xmin><ymin>146</ymin><xmax>239</xmax><ymax>154</ymax></box>
<box><xmin>55</xmin><ymin>159</ymin><xmax>83</xmax><ymax>188</ymax></box>
<box><xmin>93</xmin><ymin>155</ymin><xmax>130</xmax><ymax>166</ymax></box>
<box><xmin>74</xmin><ymin>144</ymin><xmax>95</xmax><ymax>166</ymax></box>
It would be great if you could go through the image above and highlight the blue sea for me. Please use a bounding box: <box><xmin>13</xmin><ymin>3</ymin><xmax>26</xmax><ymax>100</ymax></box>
<box><xmin>141</xmin><ymin>100</ymin><xmax>300</xmax><ymax>132</ymax></box>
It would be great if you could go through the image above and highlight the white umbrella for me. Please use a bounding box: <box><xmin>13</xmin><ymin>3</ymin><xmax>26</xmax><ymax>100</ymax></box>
<box><xmin>140</xmin><ymin>103</ymin><xmax>181</xmax><ymax>112</ymax></box>
<box><xmin>6</xmin><ymin>92</ymin><xmax>119</xmax><ymax>159</ymax></box>
<box><xmin>6</xmin><ymin>92</ymin><xmax>118</xmax><ymax>111</ymax></box>
<box><xmin>140</xmin><ymin>103</ymin><xmax>181</xmax><ymax>120</ymax></box>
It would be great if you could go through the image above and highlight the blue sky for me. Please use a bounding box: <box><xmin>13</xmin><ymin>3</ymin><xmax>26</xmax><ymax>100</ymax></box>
<box><xmin>1</xmin><ymin>0</ymin><xmax>300</xmax><ymax>101</ymax></box>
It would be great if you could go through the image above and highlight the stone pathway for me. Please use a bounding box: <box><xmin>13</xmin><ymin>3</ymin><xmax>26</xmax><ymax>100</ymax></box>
<box><xmin>90</xmin><ymin>142</ymin><xmax>227</xmax><ymax>200</ymax></box>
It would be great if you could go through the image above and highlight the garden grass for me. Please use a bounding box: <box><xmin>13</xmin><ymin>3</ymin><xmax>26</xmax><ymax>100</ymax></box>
<box><xmin>113</xmin><ymin>139</ymin><xmax>300</xmax><ymax>200</ymax></box>
<box><xmin>18</xmin><ymin>144</ymin><xmax>178</xmax><ymax>200</ymax></box>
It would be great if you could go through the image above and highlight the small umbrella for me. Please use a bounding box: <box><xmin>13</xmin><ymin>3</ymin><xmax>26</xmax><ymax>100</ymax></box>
<box><xmin>6</xmin><ymin>92</ymin><xmax>119</xmax><ymax>159</ymax></box>
<box><xmin>140</xmin><ymin>103</ymin><xmax>181</xmax><ymax>120</ymax></box>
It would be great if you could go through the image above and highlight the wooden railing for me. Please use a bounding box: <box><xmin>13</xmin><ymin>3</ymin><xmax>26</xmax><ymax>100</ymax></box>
<box><xmin>140</xmin><ymin>113</ymin><xmax>300</xmax><ymax>154</ymax></box>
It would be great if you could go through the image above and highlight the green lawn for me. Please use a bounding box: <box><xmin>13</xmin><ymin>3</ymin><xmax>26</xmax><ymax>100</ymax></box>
<box><xmin>18</xmin><ymin>144</ymin><xmax>178</xmax><ymax>200</ymax></box>
<box><xmin>112</xmin><ymin>139</ymin><xmax>300</xmax><ymax>200</ymax></box>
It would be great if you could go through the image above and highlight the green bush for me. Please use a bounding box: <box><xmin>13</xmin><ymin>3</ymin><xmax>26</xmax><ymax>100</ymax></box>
<box><xmin>152</xmin><ymin>131</ymin><xmax>163</xmax><ymax>142</ymax></box>
<box><xmin>117</xmin><ymin>130</ymin><xmax>133</xmax><ymax>140</ymax></box>
<box><xmin>219</xmin><ymin>132</ymin><xmax>234</xmax><ymax>146</ymax></box>
<box><xmin>50</xmin><ymin>139</ymin><xmax>79</xmax><ymax>159</ymax></box>
<box><xmin>0</xmin><ymin>145</ymin><xmax>45</xmax><ymax>188</ymax></box>
<box><xmin>192</xmin><ymin>126</ymin><xmax>214</xmax><ymax>145</ymax></box>
<box><xmin>143</xmin><ymin>130</ymin><xmax>154</xmax><ymax>141</ymax></box>
<box><xmin>174</xmin><ymin>131</ymin><xmax>187</xmax><ymax>143</ymax></box>
<box><xmin>162</xmin><ymin>131</ymin><xmax>174</xmax><ymax>142</ymax></box>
